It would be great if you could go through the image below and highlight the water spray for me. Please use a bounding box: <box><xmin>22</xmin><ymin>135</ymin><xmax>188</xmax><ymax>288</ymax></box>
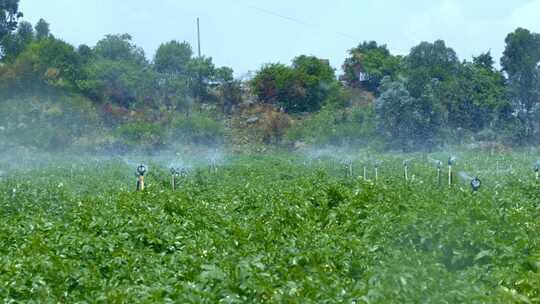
<box><xmin>374</xmin><ymin>161</ymin><xmax>380</xmax><ymax>182</ymax></box>
<box><xmin>136</xmin><ymin>164</ymin><xmax>147</xmax><ymax>191</ymax></box>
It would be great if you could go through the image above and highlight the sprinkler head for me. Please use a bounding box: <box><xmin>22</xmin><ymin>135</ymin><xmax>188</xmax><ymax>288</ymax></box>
<box><xmin>137</xmin><ymin>164</ymin><xmax>147</xmax><ymax>176</ymax></box>
<box><xmin>534</xmin><ymin>162</ymin><xmax>540</xmax><ymax>172</ymax></box>
<box><xmin>437</xmin><ymin>161</ymin><xmax>442</xmax><ymax>169</ymax></box>
<box><xmin>170</xmin><ymin>167</ymin><xmax>180</xmax><ymax>176</ymax></box>
<box><xmin>471</xmin><ymin>177</ymin><xmax>481</xmax><ymax>192</ymax></box>
<box><xmin>448</xmin><ymin>157</ymin><xmax>456</xmax><ymax>166</ymax></box>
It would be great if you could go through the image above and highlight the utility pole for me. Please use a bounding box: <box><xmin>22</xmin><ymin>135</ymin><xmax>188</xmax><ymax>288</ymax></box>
<box><xmin>197</xmin><ymin>17</ymin><xmax>201</xmax><ymax>58</ymax></box>
<box><xmin>195</xmin><ymin>17</ymin><xmax>203</xmax><ymax>105</ymax></box>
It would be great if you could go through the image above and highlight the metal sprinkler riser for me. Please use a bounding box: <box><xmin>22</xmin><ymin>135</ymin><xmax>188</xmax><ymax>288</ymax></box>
<box><xmin>170</xmin><ymin>167</ymin><xmax>180</xmax><ymax>190</ymax></box>
<box><xmin>136</xmin><ymin>164</ymin><xmax>147</xmax><ymax>191</ymax></box>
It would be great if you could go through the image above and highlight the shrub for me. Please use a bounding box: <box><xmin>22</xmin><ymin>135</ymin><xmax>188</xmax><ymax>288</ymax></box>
<box><xmin>259</xmin><ymin>110</ymin><xmax>291</xmax><ymax>144</ymax></box>
<box><xmin>251</xmin><ymin>56</ymin><xmax>342</xmax><ymax>113</ymax></box>
<box><xmin>0</xmin><ymin>93</ymin><xmax>103</xmax><ymax>150</ymax></box>
<box><xmin>286</xmin><ymin>105</ymin><xmax>377</xmax><ymax>146</ymax></box>
<box><xmin>115</xmin><ymin>121</ymin><xmax>166</xmax><ymax>150</ymax></box>
<box><xmin>169</xmin><ymin>112</ymin><xmax>225</xmax><ymax>146</ymax></box>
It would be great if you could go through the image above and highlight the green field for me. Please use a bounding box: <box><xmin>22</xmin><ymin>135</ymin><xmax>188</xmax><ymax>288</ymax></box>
<box><xmin>0</xmin><ymin>150</ymin><xmax>539</xmax><ymax>303</ymax></box>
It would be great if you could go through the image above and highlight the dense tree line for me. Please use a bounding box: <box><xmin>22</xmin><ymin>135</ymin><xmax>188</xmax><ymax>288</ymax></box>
<box><xmin>0</xmin><ymin>1</ymin><xmax>241</xmax><ymax>123</ymax></box>
<box><xmin>252</xmin><ymin>35</ymin><xmax>539</xmax><ymax>148</ymax></box>
<box><xmin>0</xmin><ymin>28</ymin><xmax>241</xmax><ymax>113</ymax></box>
<box><xmin>2</xmin><ymin>1</ymin><xmax>540</xmax><ymax>150</ymax></box>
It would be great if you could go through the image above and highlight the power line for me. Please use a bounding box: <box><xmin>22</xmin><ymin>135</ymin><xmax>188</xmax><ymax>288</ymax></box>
<box><xmin>232</xmin><ymin>1</ymin><xmax>359</xmax><ymax>42</ymax></box>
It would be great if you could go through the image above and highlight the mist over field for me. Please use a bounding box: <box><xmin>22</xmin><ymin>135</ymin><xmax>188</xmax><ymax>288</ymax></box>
<box><xmin>1</xmin><ymin>1</ymin><xmax>540</xmax><ymax>303</ymax></box>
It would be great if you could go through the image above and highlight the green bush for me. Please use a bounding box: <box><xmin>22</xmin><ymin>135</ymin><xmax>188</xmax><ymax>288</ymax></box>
<box><xmin>169</xmin><ymin>112</ymin><xmax>225</xmax><ymax>145</ymax></box>
<box><xmin>286</xmin><ymin>105</ymin><xmax>377</xmax><ymax>146</ymax></box>
<box><xmin>115</xmin><ymin>121</ymin><xmax>166</xmax><ymax>150</ymax></box>
<box><xmin>251</xmin><ymin>56</ymin><xmax>342</xmax><ymax>113</ymax></box>
<box><xmin>0</xmin><ymin>93</ymin><xmax>103</xmax><ymax>150</ymax></box>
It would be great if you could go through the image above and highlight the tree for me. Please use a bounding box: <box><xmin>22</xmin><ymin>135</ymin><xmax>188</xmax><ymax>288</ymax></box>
<box><xmin>292</xmin><ymin>55</ymin><xmax>338</xmax><ymax>112</ymax></box>
<box><xmin>35</xmin><ymin>18</ymin><xmax>50</xmax><ymax>40</ymax></box>
<box><xmin>473</xmin><ymin>51</ymin><xmax>494</xmax><ymax>70</ymax></box>
<box><xmin>77</xmin><ymin>44</ymin><xmax>93</xmax><ymax>64</ymax></box>
<box><xmin>501</xmin><ymin>28</ymin><xmax>540</xmax><ymax>139</ymax></box>
<box><xmin>214</xmin><ymin>66</ymin><xmax>234</xmax><ymax>83</ymax></box>
<box><xmin>187</xmin><ymin>56</ymin><xmax>215</xmax><ymax>102</ymax></box>
<box><xmin>341</xmin><ymin>41</ymin><xmax>401</xmax><ymax>92</ymax></box>
<box><xmin>0</xmin><ymin>0</ymin><xmax>22</xmax><ymax>40</ymax></box>
<box><xmin>79</xmin><ymin>34</ymin><xmax>157</xmax><ymax>107</ymax></box>
<box><xmin>94</xmin><ymin>33</ymin><xmax>146</xmax><ymax>64</ymax></box>
<box><xmin>252</xmin><ymin>63</ymin><xmax>294</xmax><ymax>106</ymax></box>
<box><xmin>404</xmin><ymin>40</ymin><xmax>460</xmax><ymax>98</ymax></box>
<box><xmin>1</xmin><ymin>37</ymin><xmax>84</xmax><ymax>93</ymax></box>
<box><xmin>375</xmin><ymin>77</ymin><xmax>416</xmax><ymax>147</ymax></box>
<box><xmin>16</xmin><ymin>20</ymin><xmax>32</xmax><ymax>41</ymax></box>
<box><xmin>0</xmin><ymin>20</ymin><xmax>32</xmax><ymax>61</ymax></box>
<box><xmin>154</xmin><ymin>40</ymin><xmax>192</xmax><ymax>75</ymax></box>
<box><xmin>446</xmin><ymin>58</ymin><xmax>506</xmax><ymax>131</ymax></box>
<box><xmin>252</xmin><ymin>56</ymin><xmax>340</xmax><ymax>113</ymax></box>
<box><xmin>375</xmin><ymin>77</ymin><xmax>443</xmax><ymax>149</ymax></box>
<box><xmin>80</xmin><ymin>59</ymin><xmax>154</xmax><ymax>107</ymax></box>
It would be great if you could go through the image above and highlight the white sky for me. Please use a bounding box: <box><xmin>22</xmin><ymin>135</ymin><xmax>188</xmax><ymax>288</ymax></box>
<box><xmin>20</xmin><ymin>0</ymin><xmax>540</xmax><ymax>77</ymax></box>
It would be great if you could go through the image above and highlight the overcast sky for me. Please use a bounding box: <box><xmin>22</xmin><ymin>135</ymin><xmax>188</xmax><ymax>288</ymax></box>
<box><xmin>20</xmin><ymin>0</ymin><xmax>540</xmax><ymax>77</ymax></box>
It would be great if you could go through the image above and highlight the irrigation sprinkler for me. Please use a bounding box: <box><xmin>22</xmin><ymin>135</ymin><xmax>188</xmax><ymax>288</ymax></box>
<box><xmin>209</xmin><ymin>159</ymin><xmax>218</xmax><ymax>174</ymax></box>
<box><xmin>363</xmin><ymin>163</ymin><xmax>368</xmax><ymax>180</ymax></box>
<box><xmin>136</xmin><ymin>164</ymin><xmax>147</xmax><ymax>191</ymax></box>
<box><xmin>534</xmin><ymin>162</ymin><xmax>539</xmax><ymax>181</ymax></box>
<box><xmin>437</xmin><ymin>160</ymin><xmax>442</xmax><ymax>186</ymax></box>
<box><xmin>374</xmin><ymin>161</ymin><xmax>380</xmax><ymax>182</ymax></box>
<box><xmin>341</xmin><ymin>160</ymin><xmax>353</xmax><ymax>179</ymax></box>
<box><xmin>448</xmin><ymin>156</ymin><xmax>456</xmax><ymax>187</ymax></box>
<box><xmin>403</xmin><ymin>160</ymin><xmax>409</xmax><ymax>182</ymax></box>
<box><xmin>170</xmin><ymin>167</ymin><xmax>180</xmax><ymax>190</ymax></box>
<box><xmin>471</xmin><ymin>177</ymin><xmax>482</xmax><ymax>192</ymax></box>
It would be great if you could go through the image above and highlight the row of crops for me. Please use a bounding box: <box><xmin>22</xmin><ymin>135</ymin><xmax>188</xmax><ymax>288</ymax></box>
<box><xmin>0</xmin><ymin>150</ymin><xmax>539</xmax><ymax>303</ymax></box>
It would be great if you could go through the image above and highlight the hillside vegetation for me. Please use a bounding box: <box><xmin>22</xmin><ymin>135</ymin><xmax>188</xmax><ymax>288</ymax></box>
<box><xmin>1</xmin><ymin>2</ymin><xmax>540</xmax><ymax>152</ymax></box>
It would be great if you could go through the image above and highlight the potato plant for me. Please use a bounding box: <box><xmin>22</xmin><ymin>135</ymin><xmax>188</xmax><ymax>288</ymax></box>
<box><xmin>0</xmin><ymin>151</ymin><xmax>538</xmax><ymax>303</ymax></box>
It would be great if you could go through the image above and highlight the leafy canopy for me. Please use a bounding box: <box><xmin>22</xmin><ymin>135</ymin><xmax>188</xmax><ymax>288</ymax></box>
<box><xmin>154</xmin><ymin>40</ymin><xmax>192</xmax><ymax>75</ymax></box>
<box><xmin>252</xmin><ymin>55</ymin><xmax>340</xmax><ymax>113</ymax></box>
<box><xmin>341</xmin><ymin>41</ymin><xmax>401</xmax><ymax>93</ymax></box>
<box><xmin>0</xmin><ymin>0</ymin><xmax>22</xmax><ymax>40</ymax></box>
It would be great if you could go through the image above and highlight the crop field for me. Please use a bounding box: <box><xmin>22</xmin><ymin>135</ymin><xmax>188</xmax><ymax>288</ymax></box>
<box><xmin>0</xmin><ymin>150</ymin><xmax>539</xmax><ymax>303</ymax></box>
